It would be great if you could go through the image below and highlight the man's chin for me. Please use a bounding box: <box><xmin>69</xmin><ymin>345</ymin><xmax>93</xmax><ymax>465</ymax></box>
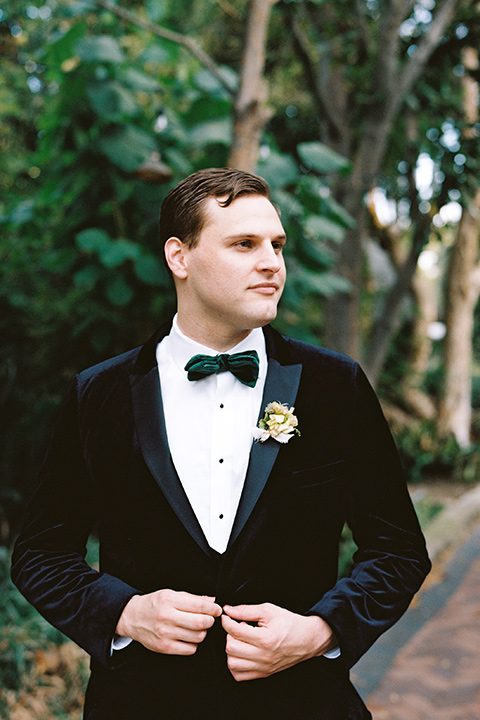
<box><xmin>247</xmin><ymin>309</ymin><xmax>278</xmax><ymax>329</ymax></box>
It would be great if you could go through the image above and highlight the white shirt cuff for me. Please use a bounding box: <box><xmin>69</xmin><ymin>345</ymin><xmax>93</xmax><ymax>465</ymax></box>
<box><xmin>323</xmin><ymin>646</ymin><xmax>341</xmax><ymax>659</ymax></box>
<box><xmin>111</xmin><ymin>634</ymin><xmax>133</xmax><ymax>654</ymax></box>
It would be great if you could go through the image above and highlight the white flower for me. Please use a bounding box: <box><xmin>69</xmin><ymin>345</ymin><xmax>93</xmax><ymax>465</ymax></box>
<box><xmin>253</xmin><ymin>402</ymin><xmax>300</xmax><ymax>444</ymax></box>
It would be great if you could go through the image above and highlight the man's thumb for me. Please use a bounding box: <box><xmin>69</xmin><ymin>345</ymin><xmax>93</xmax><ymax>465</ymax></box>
<box><xmin>223</xmin><ymin>603</ymin><xmax>266</xmax><ymax>622</ymax></box>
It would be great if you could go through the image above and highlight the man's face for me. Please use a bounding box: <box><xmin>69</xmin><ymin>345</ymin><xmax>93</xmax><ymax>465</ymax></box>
<box><xmin>179</xmin><ymin>194</ymin><xmax>286</xmax><ymax>342</ymax></box>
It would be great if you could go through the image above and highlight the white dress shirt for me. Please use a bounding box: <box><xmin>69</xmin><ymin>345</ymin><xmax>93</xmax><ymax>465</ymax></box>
<box><xmin>156</xmin><ymin>316</ymin><xmax>267</xmax><ymax>554</ymax></box>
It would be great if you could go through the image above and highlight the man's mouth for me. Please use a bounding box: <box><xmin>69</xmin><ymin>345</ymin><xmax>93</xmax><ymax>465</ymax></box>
<box><xmin>249</xmin><ymin>283</ymin><xmax>279</xmax><ymax>294</ymax></box>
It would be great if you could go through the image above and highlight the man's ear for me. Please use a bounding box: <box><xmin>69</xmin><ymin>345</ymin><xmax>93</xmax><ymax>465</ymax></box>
<box><xmin>164</xmin><ymin>237</ymin><xmax>188</xmax><ymax>279</ymax></box>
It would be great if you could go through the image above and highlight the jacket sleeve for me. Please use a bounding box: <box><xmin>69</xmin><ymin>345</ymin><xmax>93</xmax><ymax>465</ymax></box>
<box><xmin>307</xmin><ymin>364</ymin><xmax>431</xmax><ymax>669</ymax></box>
<box><xmin>11</xmin><ymin>377</ymin><xmax>139</xmax><ymax>669</ymax></box>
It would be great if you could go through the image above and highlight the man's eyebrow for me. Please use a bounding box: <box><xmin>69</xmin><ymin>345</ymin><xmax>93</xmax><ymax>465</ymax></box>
<box><xmin>225</xmin><ymin>233</ymin><xmax>287</xmax><ymax>241</ymax></box>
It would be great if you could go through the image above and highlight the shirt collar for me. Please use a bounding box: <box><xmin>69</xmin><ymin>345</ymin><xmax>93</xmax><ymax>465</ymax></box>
<box><xmin>166</xmin><ymin>315</ymin><xmax>267</xmax><ymax>380</ymax></box>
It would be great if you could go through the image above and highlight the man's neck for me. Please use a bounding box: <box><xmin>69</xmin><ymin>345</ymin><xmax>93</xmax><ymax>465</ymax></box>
<box><xmin>175</xmin><ymin>313</ymin><xmax>254</xmax><ymax>353</ymax></box>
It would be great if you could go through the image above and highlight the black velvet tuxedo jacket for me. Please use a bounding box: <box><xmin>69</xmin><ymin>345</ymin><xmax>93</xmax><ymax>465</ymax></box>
<box><xmin>12</xmin><ymin>322</ymin><xmax>430</xmax><ymax>720</ymax></box>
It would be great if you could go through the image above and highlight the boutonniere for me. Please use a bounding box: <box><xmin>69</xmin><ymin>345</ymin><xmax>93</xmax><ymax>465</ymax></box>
<box><xmin>252</xmin><ymin>401</ymin><xmax>301</xmax><ymax>444</ymax></box>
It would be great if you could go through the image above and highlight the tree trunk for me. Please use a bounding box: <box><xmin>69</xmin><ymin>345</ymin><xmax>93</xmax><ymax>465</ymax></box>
<box><xmin>401</xmin><ymin>271</ymin><xmax>437</xmax><ymax>420</ymax></box>
<box><xmin>228</xmin><ymin>0</ymin><xmax>278</xmax><ymax>172</ymax></box>
<box><xmin>293</xmin><ymin>0</ymin><xmax>463</xmax><ymax>358</ymax></box>
<box><xmin>94</xmin><ymin>0</ymin><xmax>277</xmax><ymax>174</ymax></box>
<box><xmin>363</xmin><ymin>124</ymin><xmax>431</xmax><ymax>386</ymax></box>
<box><xmin>363</xmin><ymin>231</ymin><xmax>425</xmax><ymax>387</ymax></box>
<box><xmin>438</xmin><ymin>45</ymin><xmax>480</xmax><ymax>447</ymax></box>
<box><xmin>322</xmin><ymin>106</ymin><xmax>395</xmax><ymax>358</ymax></box>
<box><xmin>438</xmin><ymin>189</ymin><xmax>480</xmax><ymax>446</ymax></box>
<box><xmin>321</xmin><ymin>219</ymin><xmax>364</xmax><ymax>359</ymax></box>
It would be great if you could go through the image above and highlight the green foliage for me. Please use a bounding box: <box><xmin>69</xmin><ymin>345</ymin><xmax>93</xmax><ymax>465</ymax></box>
<box><xmin>4</xmin><ymin>0</ymin><xmax>474</xmax><ymax>551</ymax></box>
<box><xmin>338</xmin><ymin>524</ymin><xmax>357</xmax><ymax>579</ymax></box>
<box><xmin>264</xmin><ymin>163</ymin><xmax>353</xmax><ymax>342</ymax></box>
<box><xmin>0</xmin><ymin>544</ymin><xmax>95</xmax><ymax>717</ymax></box>
<box><xmin>338</xmin><ymin>490</ymin><xmax>443</xmax><ymax>579</ymax></box>
<box><xmin>75</xmin><ymin>34</ymin><xmax>126</xmax><ymax>63</ymax></box>
<box><xmin>0</xmin><ymin>3</ymin><xmax>207</xmax><ymax>532</ymax></box>
<box><xmin>395</xmin><ymin>421</ymin><xmax>480</xmax><ymax>484</ymax></box>
<box><xmin>0</xmin><ymin>547</ymin><xmax>64</xmax><ymax>696</ymax></box>
<box><xmin>412</xmin><ymin>494</ymin><xmax>444</xmax><ymax>531</ymax></box>
<box><xmin>297</xmin><ymin>142</ymin><xmax>351</xmax><ymax>175</ymax></box>
<box><xmin>0</xmin><ymin>0</ymin><xmax>352</xmax><ymax>535</ymax></box>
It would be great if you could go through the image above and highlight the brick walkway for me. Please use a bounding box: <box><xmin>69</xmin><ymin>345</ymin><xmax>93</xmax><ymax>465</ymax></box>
<box><xmin>363</xmin><ymin>529</ymin><xmax>480</xmax><ymax>720</ymax></box>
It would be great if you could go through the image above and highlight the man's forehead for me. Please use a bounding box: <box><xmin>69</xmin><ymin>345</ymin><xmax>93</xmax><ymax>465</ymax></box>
<box><xmin>203</xmin><ymin>194</ymin><xmax>282</xmax><ymax>224</ymax></box>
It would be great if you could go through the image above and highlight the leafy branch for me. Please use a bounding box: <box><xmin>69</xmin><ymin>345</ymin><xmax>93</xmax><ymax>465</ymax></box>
<box><xmin>92</xmin><ymin>0</ymin><xmax>235</xmax><ymax>96</ymax></box>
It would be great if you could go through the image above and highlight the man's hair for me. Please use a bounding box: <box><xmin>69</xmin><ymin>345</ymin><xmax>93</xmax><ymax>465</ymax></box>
<box><xmin>159</xmin><ymin>167</ymin><xmax>270</xmax><ymax>249</ymax></box>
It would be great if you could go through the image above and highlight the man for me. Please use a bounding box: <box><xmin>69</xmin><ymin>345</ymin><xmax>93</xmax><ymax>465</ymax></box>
<box><xmin>12</xmin><ymin>168</ymin><xmax>430</xmax><ymax>719</ymax></box>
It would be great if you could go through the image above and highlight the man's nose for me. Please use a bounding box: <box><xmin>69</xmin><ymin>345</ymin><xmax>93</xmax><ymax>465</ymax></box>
<box><xmin>257</xmin><ymin>242</ymin><xmax>282</xmax><ymax>273</ymax></box>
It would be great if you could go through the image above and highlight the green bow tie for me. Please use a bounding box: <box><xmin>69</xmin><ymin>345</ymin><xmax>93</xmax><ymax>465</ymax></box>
<box><xmin>184</xmin><ymin>350</ymin><xmax>259</xmax><ymax>388</ymax></box>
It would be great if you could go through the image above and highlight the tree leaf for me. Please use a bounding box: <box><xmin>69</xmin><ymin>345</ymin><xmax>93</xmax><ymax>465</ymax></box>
<box><xmin>122</xmin><ymin>68</ymin><xmax>162</xmax><ymax>92</ymax></box>
<box><xmin>105</xmin><ymin>275</ymin><xmax>134</xmax><ymax>306</ymax></box>
<box><xmin>184</xmin><ymin>97</ymin><xmax>232</xmax><ymax>125</ymax></box>
<box><xmin>145</xmin><ymin>0</ymin><xmax>170</xmax><ymax>23</ymax></box>
<box><xmin>194</xmin><ymin>66</ymin><xmax>238</xmax><ymax>95</ymax></box>
<box><xmin>304</xmin><ymin>214</ymin><xmax>346</xmax><ymax>243</ymax></box>
<box><xmin>298</xmin><ymin>142</ymin><xmax>351</xmax><ymax>174</ymax></box>
<box><xmin>141</xmin><ymin>43</ymin><xmax>174</xmax><ymax>65</ymax></box>
<box><xmin>163</xmin><ymin>147</ymin><xmax>193</xmax><ymax>176</ymax></box>
<box><xmin>98</xmin><ymin>125</ymin><xmax>157</xmax><ymax>172</ymax></box>
<box><xmin>256</xmin><ymin>152</ymin><xmax>299</xmax><ymax>189</ymax></box>
<box><xmin>75</xmin><ymin>35</ymin><xmax>126</xmax><ymax>63</ymax></box>
<box><xmin>321</xmin><ymin>195</ymin><xmax>356</xmax><ymax>229</ymax></box>
<box><xmin>45</xmin><ymin>22</ymin><xmax>87</xmax><ymax>67</ymax></box>
<box><xmin>134</xmin><ymin>254</ymin><xmax>169</xmax><ymax>286</ymax></box>
<box><xmin>297</xmin><ymin>268</ymin><xmax>351</xmax><ymax>296</ymax></box>
<box><xmin>73</xmin><ymin>264</ymin><xmax>102</xmax><ymax>288</ymax></box>
<box><xmin>76</xmin><ymin>230</ymin><xmax>139</xmax><ymax>267</ymax></box>
<box><xmin>75</xmin><ymin>228</ymin><xmax>111</xmax><ymax>253</ymax></box>
<box><xmin>272</xmin><ymin>189</ymin><xmax>304</xmax><ymax>218</ymax></box>
<box><xmin>40</xmin><ymin>248</ymin><xmax>76</xmax><ymax>273</ymax></box>
<box><xmin>299</xmin><ymin>238</ymin><xmax>336</xmax><ymax>268</ymax></box>
<box><xmin>9</xmin><ymin>200</ymin><xmax>34</xmax><ymax>226</ymax></box>
<box><xmin>99</xmin><ymin>239</ymin><xmax>140</xmax><ymax>268</ymax></box>
<box><xmin>188</xmin><ymin>118</ymin><xmax>232</xmax><ymax>147</ymax></box>
<box><xmin>87</xmin><ymin>82</ymin><xmax>137</xmax><ymax>119</ymax></box>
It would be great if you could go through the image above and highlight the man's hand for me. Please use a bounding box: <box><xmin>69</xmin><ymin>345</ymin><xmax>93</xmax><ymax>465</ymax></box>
<box><xmin>116</xmin><ymin>589</ymin><xmax>222</xmax><ymax>655</ymax></box>
<box><xmin>221</xmin><ymin>603</ymin><xmax>337</xmax><ymax>681</ymax></box>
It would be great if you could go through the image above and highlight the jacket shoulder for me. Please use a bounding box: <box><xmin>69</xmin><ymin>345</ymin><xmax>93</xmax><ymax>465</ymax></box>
<box><xmin>285</xmin><ymin>335</ymin><xmax>355</xmax><ymax>367</ymax></box>
<box><xmin>270</xmin><ymin>327</ymin><xmax>358</xmax><ymax>377</ymax></box>
<box><xmin>76</xmin><ymin>346</ymin><xmax>141</xmax><ymax>387</ymax></box>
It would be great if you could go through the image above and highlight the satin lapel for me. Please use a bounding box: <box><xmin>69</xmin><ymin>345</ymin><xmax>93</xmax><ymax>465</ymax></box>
<box><xmin>227</xmin><ymin>357</ymin><xmax>302</xmax><ymax>549</ymax></box>
<box><xmin>129</xmin><ymin>366</ymin><xmax>214</xmax><ymax>558</ymax></box>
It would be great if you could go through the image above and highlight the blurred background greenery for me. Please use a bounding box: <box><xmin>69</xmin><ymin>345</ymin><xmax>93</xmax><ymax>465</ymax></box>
<box><xmin>1</xmin><ymin>0</ymin><xmax>479</xmax><ymax>716</ymax></box>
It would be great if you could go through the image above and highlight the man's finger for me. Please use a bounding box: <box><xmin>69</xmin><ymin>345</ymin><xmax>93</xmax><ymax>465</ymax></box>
<box><xmin>227</xmin><ymin>655</ymin><xmax>266</xmax><ymax>682</ymax></box>
<box><xmin>173</xmin><ymin>625</ymin><xmax>208</xmax><ymax>644</ymax></box>
<box><xmin>225</xmin><ymin>633</ymin><xmax>263</xmax><ymax>660</ymax></box>
<box><xmin>171</xmin><ymin>591</ymin><xmax>222</xmax><ymax>616</ymax></box>
<box><xmin>223</xmin><ymin>603</ymin><xmax>271</xmax><ymax>623</ymax></box>
<box><xmin>175</xmin><ymin>608</ymin><xmax>217</xmax><ymax>632</ymax></box>
<box><xmin>221</xmin><ymin>613</ymin><xmax>264</xmax><ymax>643</ymax></box>
<box><xmin>227</xmin><ymin>654</ymin><xmax>256</xmax><ymax>672</ymax></box>
<box><xmin>231</xmin><ymin>670</ymin><xmax>260</xmax><ymax>682</ymax></box>
<box><xmin>162</xmin><ymin>639</ymin><xmax>200</xmax><ymax>656</ymax></box>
